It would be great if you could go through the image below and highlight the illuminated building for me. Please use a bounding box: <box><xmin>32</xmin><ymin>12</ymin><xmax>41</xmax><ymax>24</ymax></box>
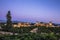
<box><xmin>13</xmin><ymin>22</ymin><xmax>31</xmax><ymax>28</ymax></box>
<box><xmin>48</xmin><ymin>21</ymin><xmax>53</xmax><ymax>27</ymax></box>
<box><xmin>34</xmin><ymin>21</ymin><xmax>54</xmax><ymax>27</ymax></box>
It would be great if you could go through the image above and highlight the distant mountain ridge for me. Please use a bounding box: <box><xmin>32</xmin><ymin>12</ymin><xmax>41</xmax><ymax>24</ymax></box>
<box><xmin>0</xmin><ymin>20</ymin><xmax>6</xmax><ymax>23</ymax></box>
<box><xmin>0</xmin><ymin>20</ymin><xmax>60</xmax><ymax>26</ymax></box>
<box><xmin>0</xmin><ymin>20</ymin><xmax>26</xmax><ymax>23</ymax></box>
<box><xmin>0</xmin><ymin>20</ymin><xmax>17</xmax><ymax>23</ymax></box>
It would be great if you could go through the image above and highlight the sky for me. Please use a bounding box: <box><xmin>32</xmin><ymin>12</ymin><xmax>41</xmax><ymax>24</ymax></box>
<box><xmin>0</xmin><ymin>0</ymin><xmax>60</xmax><ymax>23</ymax></box>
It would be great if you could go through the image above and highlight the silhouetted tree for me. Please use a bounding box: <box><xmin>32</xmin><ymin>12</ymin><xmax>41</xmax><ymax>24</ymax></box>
<box><xmin>6</xmin><ymin>11</ymin><xmax>12</xmax><ymax>31</ymax></box>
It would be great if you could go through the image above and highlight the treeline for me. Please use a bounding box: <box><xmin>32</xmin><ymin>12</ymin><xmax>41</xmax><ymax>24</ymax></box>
<box><xmin>1</xmin><ymin>26</ymin><xmax>60</xmax><ymax>34</ymax></box>
<box><xmin>38</xmin><ymin>26</ymin><xmax>60</xmax><ymax>33</ymax></box>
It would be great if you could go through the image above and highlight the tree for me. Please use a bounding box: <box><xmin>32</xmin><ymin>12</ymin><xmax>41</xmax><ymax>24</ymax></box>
<box><xmin>6</xmin><ymin>11</ymin><xmax>12</xmax><ymax>31</ymax></box>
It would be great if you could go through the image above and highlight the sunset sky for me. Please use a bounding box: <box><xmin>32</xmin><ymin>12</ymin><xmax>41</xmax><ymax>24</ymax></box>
<box><xmin>0</xmin><ymin>0</ymin><xmax>60</xmax><ymax>23</ymax></box>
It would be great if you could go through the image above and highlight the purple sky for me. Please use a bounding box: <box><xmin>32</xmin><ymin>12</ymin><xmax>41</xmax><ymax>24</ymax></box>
<box><xmin>0</xmin><ymin>0</ymin><xmax>60</xmax><ymax>23</ymax></box>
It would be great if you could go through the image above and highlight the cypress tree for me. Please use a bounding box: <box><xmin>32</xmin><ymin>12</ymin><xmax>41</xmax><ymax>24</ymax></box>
<box><xmin>6</xmin><ymin>11</ymin><xmax>12</xmax><ymax>31</ymax></box>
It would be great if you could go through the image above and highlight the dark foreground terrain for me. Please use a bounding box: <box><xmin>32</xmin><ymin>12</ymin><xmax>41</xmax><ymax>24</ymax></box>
<box><xmin>0</xmin><ymin>33</ymin><xmax>60</xmax><ymax>40</ymax></box>
<box><xmin>0</xmin><ymin>26</ymin><xmax>60</xmax><ymax>40</ymax></box>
